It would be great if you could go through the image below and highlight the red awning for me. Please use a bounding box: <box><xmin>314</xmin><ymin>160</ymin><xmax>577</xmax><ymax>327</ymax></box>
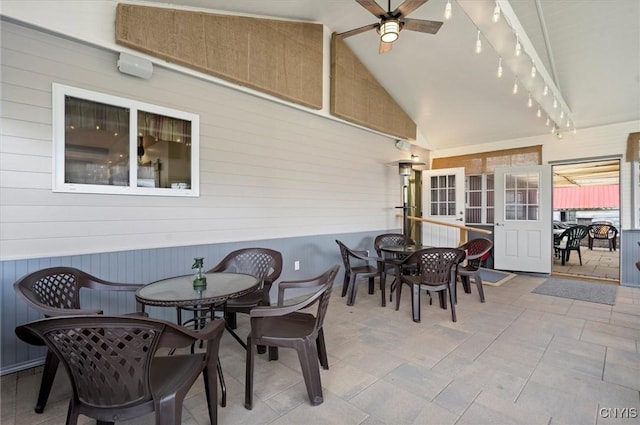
<box><xmin>553</xmin><ymin>185</ymin><xmax>619</xmax><ymax>209</ymax></box>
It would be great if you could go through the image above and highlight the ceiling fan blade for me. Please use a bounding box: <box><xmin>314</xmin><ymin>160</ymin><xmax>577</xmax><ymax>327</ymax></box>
<box><xmin>402</xmin><ymin>18</ymin><xmax>443</xmax><ymax>34</ymax></box>
<box><xmin>393</xmin><ymin>0</ymin><xmax>429</xmax><ymax>17</ymax></box>
<box><xmin>337</xmin><ymin>22</ymin><xmax>379</xmax><ymax>38</ymax></box>
<box><xmin>356</xmin><ymin>0</ymin><xmax>387</xmax><ymax>18</ymax></box>
<box><xmin>379</xmin><ymin>41</ymin><xmax>393</xmax><ymax>54</ymax></box>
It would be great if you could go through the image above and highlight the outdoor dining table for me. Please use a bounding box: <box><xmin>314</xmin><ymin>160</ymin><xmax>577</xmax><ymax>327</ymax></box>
<box><xmin>379</xmin><ymin>244</ymin><xmax>428</xmax><ymax>301</ymax></box>
<box><xmin>135</xmin><ymin>272</ymin><xmax>259</xmax><ymax>407</ymax></box>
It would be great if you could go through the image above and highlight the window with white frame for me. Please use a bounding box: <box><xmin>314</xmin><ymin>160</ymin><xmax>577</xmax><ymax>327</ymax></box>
<box><xmin>53</xmin><ymin>83</ymin><xmax>199</xmax><ymax>196</ymax></box>
<box><xmin>465</xmin><ymin>174</ymin><xmax>494</xmax><ymax>225</ymax></box>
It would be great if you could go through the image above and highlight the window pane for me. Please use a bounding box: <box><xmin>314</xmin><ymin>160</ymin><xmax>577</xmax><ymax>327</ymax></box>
<box><xmin>486</xmin><ymin>174</ymin><xmax>494</xmax><ymax>190</ymax></box>
<box><xmin>65</xmin><ymin>96</ymin><xmax>130</xmax><ymax>186</ymax></box>
<box><xmin>468</xmin><ymin>175</ymin><xmax>481</xmax><ymax>190</ymax></box>
<box><xmin>469</xmin><ymin>192</ymin><xmax>481</xmax><ymax>206</ymax></box>
<box><xmin>448</xmin><ymin>174</ymin><xmax>456</xmax><ymax>187</ymax></box>
<box><xmin>487</xmin><ymin>207</ymin><xmax>494</xmax><ymax>223</ymax></box>
<box><xmin>466</xmin><ymin>208</ymin><xmax>481</xmax><ymax>224</ymax></box>
<box><xmin>137</xmin><ymin>111</ymin><xmax>192</xmax><ymax>189</ymax></box>
<box><xmin>431</xmin><ymin>189</ymin><xmax>438</xmax><ymax>202</ymax></box>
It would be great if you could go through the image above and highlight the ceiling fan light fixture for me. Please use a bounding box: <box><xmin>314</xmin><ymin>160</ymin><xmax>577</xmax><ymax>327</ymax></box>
<box><xmin>379</xmin><ymin>19</ymin><xmax>400</xmax><ymax>43</ymax></box>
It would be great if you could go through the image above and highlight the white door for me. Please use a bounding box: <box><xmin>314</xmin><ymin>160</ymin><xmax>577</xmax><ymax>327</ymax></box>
<box><xmin>422</xmin><ymin>167</ymin><xmax>465</xmax><ymax>247</ymax></box>
<box><xmin>494</xmin><ymin>165</ymin><xmax>552</xmax><ymax>273</ymax></box>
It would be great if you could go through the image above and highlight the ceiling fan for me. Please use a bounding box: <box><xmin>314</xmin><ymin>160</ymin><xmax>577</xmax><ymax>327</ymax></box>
<box><xmin>337</xmin><ymin>0</ymin><xmax>443</xmax><ymax>54</ymax></box>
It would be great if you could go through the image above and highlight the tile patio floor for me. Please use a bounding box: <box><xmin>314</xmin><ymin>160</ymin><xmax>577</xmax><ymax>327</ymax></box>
<box><xmin>2</xmin><ymin>273</ymin><xmax>639</xmax><ymax>425</ymax></box>
<box><xmin>553</xmin><ymin>244</ymin><xmax>620</xmax><ymax>281</ymax></box>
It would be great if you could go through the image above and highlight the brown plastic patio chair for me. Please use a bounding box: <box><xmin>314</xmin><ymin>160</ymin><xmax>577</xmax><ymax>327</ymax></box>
<box><xmin>13</xmin><ymin>267</ymin><xmax>143</xmax><ymax>413</ymax></box>
<box><xmin>15</xmin><ymin>315</ymin><xmax>224</xmax><ymax>425</ymax></box>
<box><xmin>336</xmin><ymin>240</ymin><xmax>382</xmax><ymax>306</ymax></box>
<box><xmin>374</xmin><ymin>233</ymin><xmax>415</xmax><ymax>306</ymax></box>
<box><xmin>245</xmin><ymin>265</ymin><xmax>339</xmax><ymax>409</ymax></box>
<box><xmin>456</xmin><ymin>238</ymin><xmax>493</xmax><ymax>303</ymax></box>
<box><xmin>587</xmin><ymin>222</ymin><xmax>618</xmax><ymax>251</ymax></box>
<box><xmin>395</xmin><ymin>248</ymin><xmax>466</xmax><ymax>322</ymax></box>
<box><xmin>206</xmin><ymin>248</ymin><xmax>282</xmax><ymax>349</ymax></box>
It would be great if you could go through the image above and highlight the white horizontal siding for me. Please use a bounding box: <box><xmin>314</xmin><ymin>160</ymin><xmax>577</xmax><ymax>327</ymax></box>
<box><xmin>1</xmin><ymin>21</ymin><xmax>404</xmax><ymax>260</ymax></box>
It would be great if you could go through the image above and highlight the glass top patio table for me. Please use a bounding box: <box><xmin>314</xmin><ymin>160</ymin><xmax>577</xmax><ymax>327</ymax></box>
<box><xmin>135</xmin><ymin>272</ymin><xmax>259</xmax><ymax>308</ymax></box>
<box><xmin>379</xmin><ymin>244</ymin><xmax>429</xmax><ymax>256</ymax></box>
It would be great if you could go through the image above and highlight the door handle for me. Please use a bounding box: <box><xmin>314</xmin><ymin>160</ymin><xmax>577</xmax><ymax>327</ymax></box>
<box><xmin>495</xmin><ymin>223</ymin><xmax>503</xmax><ymax>226</ymax></box>
<box><xmin>456</xmin><ymin>218</ymin><xmax>464</xmax><ymax>221</ymax></box>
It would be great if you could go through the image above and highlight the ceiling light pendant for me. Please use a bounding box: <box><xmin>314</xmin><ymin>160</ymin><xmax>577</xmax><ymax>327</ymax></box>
<box><xmin>551</xmin><ymin>124</ymin><xmax>557</xmax><ymax>134</ymax></box>
<box><xmin>379</xmin><ymin>19</ymin><xmax>400</xmax><ymax>43</ymax></box>
<box><xmin>530</xmin><ymin>63</ymin><xmax>536</xmax><ymax>78</ymax></box>
<box><xmin>537</xmin><ymin>107</ymin><xmax>542</xmax><ymax>117</ymax></box>
<box><xmin>566</xmin><ymin>120</ymin><xmax>571</xmax><ymax>128</ymax></box>
<box><xmin>444</xmin><ymin>0</ymin><xmax>452</xmax><ymax>20</ymax></box>
<box><xmin>560</xmin><ymin>110</ymin><xmax>565</xmax><ymax>119</ymax></box>
<box><xmin>497</xmin><ymin>57</ymin><xmax>503</xmax><ymax>78</ymax></box>
<box><xmin>475</xmin><ymin>30</ymin><xmax>482</xmax><ymax>54</ymax></box>
<box><xmin>545</xmin><ymin>117</ymin><xmax>550</xmax><ymax>126</ymax></box>
<box><xmin>527</xmin><ymin>93</ymin><xmax>533</xmax><ymax>108</ymax></box>
<box><xmin>492</xmin><ymin>2</ymin><xmax>501</xmax><ymax>22</ymax></box>
<box><xmin>553</xmin><ymin>97</ymin><xmax>558</xmax><ymax>109</ymax></box>
<box><xmin>512</xmin><ymin>78</ymin><xmax>518</xmax><ymax>95</ymax></box>
<box><xmin>543</xmin><ymin>84</ymin><xmax>549</xmax><ymax>96</ymax></box>
<box><xmin>515</xmin><ymin>35</ymin><xmax>522</xmax><ymax>56</ymax></box>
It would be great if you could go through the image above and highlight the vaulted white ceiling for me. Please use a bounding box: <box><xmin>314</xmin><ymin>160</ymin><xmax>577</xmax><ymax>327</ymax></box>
<box><xmin>137</xmin><ymin>0</ymin><xmax>639</xmax><ymax>151</ymax></box>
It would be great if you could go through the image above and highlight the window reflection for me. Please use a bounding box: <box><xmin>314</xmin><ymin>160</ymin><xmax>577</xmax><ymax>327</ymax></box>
<box><xmin>137</xmin><ymin>111</ymin><xmax>192</xmax><ymax>189</ymax></box>
<box><xmin>64</xmin><ymin>96</ymin><xmax>130</xmax><ymax>185</ymax></box>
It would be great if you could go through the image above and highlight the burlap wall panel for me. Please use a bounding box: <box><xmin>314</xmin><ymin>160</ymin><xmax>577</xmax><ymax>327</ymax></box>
<box><xmin>115</xmin><ymin>4</ymin><xmax>322</xmax><ymax>109</ymax></box>
<box><xmin>330</xmin><ymin>34</ymin><xmax>416</xmax><ymax>141</ymax></box>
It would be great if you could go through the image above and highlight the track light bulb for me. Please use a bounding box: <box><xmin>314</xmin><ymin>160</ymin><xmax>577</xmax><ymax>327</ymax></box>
<box><xmin>530</xmin><ymin>64</ymin><xmax>536</xmax><ymax>78</ymax></box>
<box><xmin>560</xmin><ymin>110</ymin><xmax>564</xmax><ymax>119</ymax></box>
<box><xmin>546</xmin><ymin>117</ymin><xmax>550</xmax><ymax>126</ymax></box>
<box><xmin>492</xmin><ymin>3</ymin><xmax>501</xmax><ymax>22</ymax></box>
<box><xmin>444</xmin><ymin>0</ymin><xmax>452</xmax><ymax>20</ymax></box>
<box><xmin>497</xmin><ymin>57</ymin><xmax>503</xmax><ymax>78</ymax></box>
<box><xmin>543</xmin><ymin>84</ymin><xmax>549</xmax><ymax>96</ymax></box>
<box><xmin>553</xmin><ymin>97</ymin><xmax>558</xmax><ymax>109</ymax></box>
<box><xmin>475</xmin><ymin>31</ymin><xmax>482</xmax><ymax>54</ymax></box>
<box><xmin>527</xmin><ymin>93</ymin><xmax>533</xmax><ymax>108</ymax></box>
<box><xmin>515</xmin><ymin>36</ymin><xmax>522</xmax><ymax>56</ymax></box>
<box><xmin>512</xmin><ymin>78</ymin><xmax>518</xmax><ymax>95</ymax></box>
<box><xmin>537</xmin><ymin>107</ymin><xmax>542</xmax><ymax>118</ymax></box>
<box><xmin>566</xmin><ymin>120</ymin><xmax>571</xmax><ymax>128</ymax></box>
